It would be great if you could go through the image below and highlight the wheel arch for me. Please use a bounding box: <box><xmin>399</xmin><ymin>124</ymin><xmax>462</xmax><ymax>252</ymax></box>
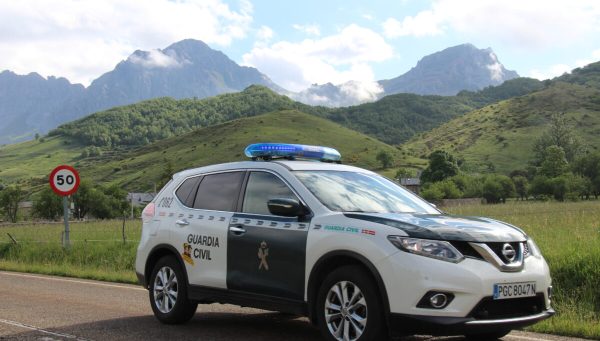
<box><xmin>306</xmin><ymin>250</ymin><xmax>391</xmax><ymax>326</ymax></box>
<box><xmin>144</xmin><ymin>244</ymin><xmax>189</xmax><ymax>289</ymax></box>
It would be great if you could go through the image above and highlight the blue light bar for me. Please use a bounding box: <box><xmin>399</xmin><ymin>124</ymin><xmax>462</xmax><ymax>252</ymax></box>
<box><xmin>244</xmin><ymin>143</ymin><xmax>341</xmax><ymax>162</ymax></box>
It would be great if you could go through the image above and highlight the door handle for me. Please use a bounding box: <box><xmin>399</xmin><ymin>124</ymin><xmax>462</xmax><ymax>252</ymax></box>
<box><xmin>175</xmin><ymin>219</ymin><xmax>189</xmax><ymax>226</ymax></box>
<box><xmin>229</xmin><ymin>225</ymin><xmax>246</xmax><ymax>235</ymax></box>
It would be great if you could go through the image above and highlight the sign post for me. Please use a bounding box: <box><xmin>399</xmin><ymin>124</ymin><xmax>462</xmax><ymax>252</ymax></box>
<box><xmin>49</xmin><ymin>165</ymin><xmax>80</xmax><ymax>248</ymax></box>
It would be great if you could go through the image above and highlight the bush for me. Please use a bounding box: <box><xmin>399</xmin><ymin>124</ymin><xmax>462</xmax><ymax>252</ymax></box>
<box><xmin>421</xmin><ymin>180</ymin><xmax>462</xmax><ymax>201</ymax></box>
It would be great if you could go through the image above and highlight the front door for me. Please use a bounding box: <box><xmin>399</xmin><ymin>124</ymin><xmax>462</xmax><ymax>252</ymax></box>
<box><xmin>227</xmin><ymin>171</ymin><xmax>309</xmax><ymax>301</ymax></box>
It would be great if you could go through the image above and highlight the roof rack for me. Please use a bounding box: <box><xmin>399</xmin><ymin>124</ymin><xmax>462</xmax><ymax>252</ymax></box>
<box><xmin>244</xmin><ymin>143</ymin><xmax>342</xmax><ymax>163</ymax></box>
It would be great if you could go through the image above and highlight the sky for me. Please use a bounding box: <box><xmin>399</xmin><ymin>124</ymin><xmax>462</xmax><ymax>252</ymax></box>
<box><xmin>0</xmin><ymin>0</ymin><xmax>599</xmax><ymax>92</ymax></box>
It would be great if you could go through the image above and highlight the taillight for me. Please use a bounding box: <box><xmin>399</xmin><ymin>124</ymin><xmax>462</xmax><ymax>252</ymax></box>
<box><xmin>142</xmin><ymin>203</ymin><xmax>155</xmax><ymax>223</ymax></box>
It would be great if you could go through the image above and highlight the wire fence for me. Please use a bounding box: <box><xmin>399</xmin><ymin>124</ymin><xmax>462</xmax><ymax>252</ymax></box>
<box><xmin>0</xmin><ymin>219</ymin><xmax>142</xmax><ymax>246</ymax></box>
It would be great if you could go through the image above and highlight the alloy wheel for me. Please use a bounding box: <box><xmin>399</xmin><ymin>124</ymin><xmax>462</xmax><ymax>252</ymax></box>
<box><xmin>324</xmin><ymin>280</ymin><xmax>368</xmax><ymax>341</ymax></box>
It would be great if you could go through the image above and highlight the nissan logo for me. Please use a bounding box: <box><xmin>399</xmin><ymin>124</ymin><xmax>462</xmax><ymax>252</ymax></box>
<box><xmin>501</xmin><ymin>243</ymin><xmax>517</xmax><ymax>262</ymax></box>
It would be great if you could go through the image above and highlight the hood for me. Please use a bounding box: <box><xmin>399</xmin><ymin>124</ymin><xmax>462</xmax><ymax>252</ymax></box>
<box><xmin>345</xmin><ymin>213</ymin><xmax>526</xmax><ymax>242</ymax></box>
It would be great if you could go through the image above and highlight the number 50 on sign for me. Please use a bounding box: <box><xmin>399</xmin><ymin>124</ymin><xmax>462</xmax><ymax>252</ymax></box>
<box><xmin>49</xmin><ymin>165</ymin><xmax>80</xmax><ymax>196</ymax></box>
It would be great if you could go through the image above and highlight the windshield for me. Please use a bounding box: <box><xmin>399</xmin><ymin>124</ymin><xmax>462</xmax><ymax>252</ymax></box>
<box><xmin>294</xmin><ymin>170</ymin><xmax>439</xmax><ymax>214</ymax></box>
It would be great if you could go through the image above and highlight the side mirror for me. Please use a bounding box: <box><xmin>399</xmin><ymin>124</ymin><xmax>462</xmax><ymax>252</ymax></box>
<box><xmin>267</xmin><ymin>198</ymin><xmax>306</xmax><ymax>217</ymax></box>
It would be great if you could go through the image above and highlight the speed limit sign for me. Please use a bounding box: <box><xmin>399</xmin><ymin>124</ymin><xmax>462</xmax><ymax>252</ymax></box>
<box><xmin>49</xmin><ymin>165</ymin><xmax>80</xmax><ymax>196</ymax></box>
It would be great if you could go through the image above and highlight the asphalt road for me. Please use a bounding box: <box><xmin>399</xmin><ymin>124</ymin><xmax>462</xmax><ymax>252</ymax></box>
<box><xmin>0</xmin><ymin>271</ymin><xmax>589</xmax><ymax>341</ymax></box>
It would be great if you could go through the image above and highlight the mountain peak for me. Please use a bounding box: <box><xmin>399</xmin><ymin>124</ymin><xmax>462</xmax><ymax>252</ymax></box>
<box><xmin>381</xmin><ymin>43</ymin><xmax>518</xmax><ymax>96</ymax></box>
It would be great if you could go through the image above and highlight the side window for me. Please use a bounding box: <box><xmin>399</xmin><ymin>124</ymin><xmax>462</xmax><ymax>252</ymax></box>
<box><xmin>175</xmin><ymin>176</ymin><xmax>201</xmax><ymax>207</ymax></box>
<box><xmin>243</xmin><ymin>172</ymin><xmax>299</xmax><ymax>215</ymax></box>
<box><xmin>193</xmin><ymin>172</ymin><xmax>244</xmax><ymax>211</ymax></box>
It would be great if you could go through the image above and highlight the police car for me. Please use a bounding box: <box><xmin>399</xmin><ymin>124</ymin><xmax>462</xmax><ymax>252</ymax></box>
<box><xmin>135</xmin><ymin>143</ymin><xmax>554</xmax><ymax>341</ymax></box>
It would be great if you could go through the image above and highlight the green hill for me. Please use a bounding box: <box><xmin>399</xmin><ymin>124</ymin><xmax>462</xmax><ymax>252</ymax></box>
<box><xmin>0</xmin><ymin>110</ymin><xmax>424</xmax><ymax>191</ymax></box>
<box><xmin>49</xmin><ymin>78</ymin><xmax>544</xmax><ymax>149</ymax></box>
<box><xmin>403</xmin><ymin>80</ymin><xmax>600</xmax><ymax>173</ymax></box>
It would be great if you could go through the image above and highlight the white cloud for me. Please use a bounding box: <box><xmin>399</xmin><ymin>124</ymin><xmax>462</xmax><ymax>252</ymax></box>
<box><xmin>529</xmin><ymin>64</ymin><xmax>571</xmax><ymax>80</ymax></box>
<box><xmin>129</xmin><ymin>49</ymin><xmax>187</xmax><ymax>68</ymax></box>
<box><xmin>339</xmin><ymin>80</ymin><xmax>383</xmax><ymax>103</ymax></box>
<box><xmin>0</xmin><ymin>0</ymin><xmax>253</xmax><ymax>85</ymax></box>
<box><xmin>292</xmin><ymin>24</ymin><xmax>321</xmax><ymax>36</ymax></box>
<box><xmin>383</xmin><ymin>0</ymin><xmax>600</xmax><ymax>49</ymax></box>
<box><xmin>242</xmin><ymin>24</ymin><xmax>393</xmax><ymax>92</ymax></box>
<box><xmin>383</xmin><ymin>11</ymin><xmax>443</xmax><ymax>38</ymax></box>
<box><xmin>256</xmin><ymin>25</ymin><xmax>274</xmax><ymax>42</ymax></box>
<box><xmin>530</xmin><ymin>48</ymin><xmax>600</xmax><ymax>80</ymax></box>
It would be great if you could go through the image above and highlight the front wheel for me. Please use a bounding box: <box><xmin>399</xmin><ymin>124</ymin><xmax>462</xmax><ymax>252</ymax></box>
<box><xmin>316</xmin><ymin>265</ymin><xmax>387</xmax><ymax>341</ymax></box>
<box><xmin>149</xmin><ymin>255</ymin><xmax>197</xmax><ymax>324</ymax></box>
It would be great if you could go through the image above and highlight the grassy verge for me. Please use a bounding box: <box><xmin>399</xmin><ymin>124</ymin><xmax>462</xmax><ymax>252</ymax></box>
<box><xmin>0</xmin><ymin>201</ymin><xmax>599</xmax><ymax>338</ymax></box>
<box><xmin>447</xmin><ymin>200</ymin><xmax>600</xmax><ymax>339</ymax></box>
<box><xmin>0</xmin><ymin>220</ymin><xmax>140</xmax><ymax>283</ymax></box>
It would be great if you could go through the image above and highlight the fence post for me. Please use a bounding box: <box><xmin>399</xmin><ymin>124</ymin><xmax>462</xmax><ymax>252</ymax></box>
<box><xmin>122</xmin><ymin>216</ymin><xmax>126</xmax><ymax>243</ymax></box>
<box><xmin>6</xmin><ymin>233</ymin><xmax>17</xmax><ymax>244</ymax></box>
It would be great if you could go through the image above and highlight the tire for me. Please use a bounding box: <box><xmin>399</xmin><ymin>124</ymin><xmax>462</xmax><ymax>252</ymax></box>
<box><xmin>316</xmin><ymin>265</ymin><xmax>387</xmax><ymax>341</ymax></box>
<box><xmin>465</xmin><ymin>329</ymin><xmax>511</xmax><ymax>340</ymax></box>
<box><xmin>149</xmin><ymin>255</ymin><xmax>197</xmax><ymax>324</ymax></box>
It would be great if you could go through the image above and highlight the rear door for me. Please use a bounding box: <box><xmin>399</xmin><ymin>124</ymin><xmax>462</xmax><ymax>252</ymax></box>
<box><xmin>171</xmin><ymin>171</ymin><xmax>245</xmax><ymax>289</ymax></box>
<box><xmin>227</xmin><ymin>171</ymin><xmax>310</xmax><ymax>301</ymax></box>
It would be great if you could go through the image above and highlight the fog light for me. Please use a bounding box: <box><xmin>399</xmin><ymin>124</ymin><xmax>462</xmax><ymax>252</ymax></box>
<box><xmin>548</xmin><ymin>286</ymin><xmax>553</xmax><ymax>300</ymax></box>
<box><xmin>417</xmin><ymin>291</ymin><xmax>454</xmax><ymax>309</ymax></box>
<box><xmin>430</xmin><ymin>293</ymin><xmax>448</xmax><ymax>308</ymax></box>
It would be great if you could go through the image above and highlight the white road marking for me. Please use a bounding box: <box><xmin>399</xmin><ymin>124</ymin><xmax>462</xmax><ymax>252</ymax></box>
<box><xmin>0</xmin><ymin>318</ymin><xmax>92</xmax><ymax>341</ymax></box>
<box><xmin>0</xmin><ymin>271</ymin><xmax>145</xmax><ymax>291</ymax></box>
<box><xmin>508</xmin><ymin>335</ymin><xmax>550</xmax><ymax>341</ymax></box>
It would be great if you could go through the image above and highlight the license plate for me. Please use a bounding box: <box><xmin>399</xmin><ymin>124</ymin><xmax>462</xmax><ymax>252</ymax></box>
<box><xmin>493</xmin><ymin>282</ymin><xmax>536</xmax><ymax>300</ymax></box>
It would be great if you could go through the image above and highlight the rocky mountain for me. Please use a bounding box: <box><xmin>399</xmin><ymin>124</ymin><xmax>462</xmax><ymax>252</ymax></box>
<box><xmin>291</xmin><ymin>44</ymin><xmax>519</xmax><ymax>106</ymax></box>
<box><xmin>380</xmin><ymin>44</ymin><xmax>519</xmax><ymax>96</ymax></box>
<box><xmin>0</xmin><ymin>71</ymin><xmax>84</xmax><ymax>143</ymax></box>
<box><xmin>0</xmin><ymin>39</ymin><xmax>281</xmax><ymax>144</ymax></box>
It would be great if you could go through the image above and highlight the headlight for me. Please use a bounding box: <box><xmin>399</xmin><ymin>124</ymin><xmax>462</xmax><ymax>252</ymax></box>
<box><xmin>388</xmin><ymin>236</ymin><xmax>464</xmax><ymax>263</ymax></box>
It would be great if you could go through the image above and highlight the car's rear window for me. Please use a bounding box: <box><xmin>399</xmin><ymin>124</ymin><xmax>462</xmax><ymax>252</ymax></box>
<box><xmin>193</xmin><ymin>172</ymin><xmax>244</xmax><ymax>211</ymax></box>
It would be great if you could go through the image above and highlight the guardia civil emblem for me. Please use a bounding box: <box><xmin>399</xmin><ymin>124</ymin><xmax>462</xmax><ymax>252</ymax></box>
<box><xmin>258</xmin><ymin>241</ymin><xmax>269</xmax><ymax>271</ymax></box>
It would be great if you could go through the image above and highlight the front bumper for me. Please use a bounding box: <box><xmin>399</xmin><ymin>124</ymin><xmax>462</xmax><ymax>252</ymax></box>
<box><xmin>389</xmin><ymin>308</ymin><xmax>555</xmax><ymax>336</ymax></box>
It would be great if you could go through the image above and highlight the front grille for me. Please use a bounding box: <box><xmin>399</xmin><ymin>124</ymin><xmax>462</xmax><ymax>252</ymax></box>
<box><xmin>486</xmin><ymin>242</ymin><xmax>522</xmax><ymax>263</ymax></box>
<box><xmin>469</xmin><ymin>294</ymin><xmax>545</xmax><ymax>320</ymax></box>
<box><xmin>450</xmin><ymin>241</ymin><xmax>483</xmax><ymax>260</ymax></box>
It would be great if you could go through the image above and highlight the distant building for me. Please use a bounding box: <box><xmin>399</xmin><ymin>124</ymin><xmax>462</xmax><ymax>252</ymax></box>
<box><xmin>399</xmin><ymin>178</ymin><xmax>421</xmax><ymax>194</ymax></box>
<box><xmin>127</xmin><ymin>193</ymin><xmax>156</xmax><ymax>207</ymax></box>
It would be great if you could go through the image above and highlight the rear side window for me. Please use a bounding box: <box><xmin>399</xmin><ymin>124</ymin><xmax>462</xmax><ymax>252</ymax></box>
<box><xmin>193</xmin><ymin>172</ymin><xmax>245</xmax><ymax>211</ymax></box>
<box><xmin>175</xmin><ymin>176</ymin><xmax>201</xmax><ymax>207</ymax></box>
<box><xmin>243</xmin><ymin>172</ymin><xmax>298</xmax><ymax>215</ymax></box>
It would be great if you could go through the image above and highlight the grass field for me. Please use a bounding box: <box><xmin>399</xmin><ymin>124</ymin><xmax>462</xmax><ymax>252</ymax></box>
<box><xmin>0</xmin><ymin>201</ymin><xmax>598</xmax><ymax>338</ymax></box>
<box><xmin>447</xmin><ymin>201</ymin><xmax>600</xmax><ymax>339</ymax></box>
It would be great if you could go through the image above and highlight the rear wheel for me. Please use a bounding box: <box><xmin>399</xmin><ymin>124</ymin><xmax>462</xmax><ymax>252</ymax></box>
<box><xmin>149</xmin><ymin>255</ymin><xmax>197</xmax><ymax>324</ymax></box>
<box><xmin>465</xmin><ymin>329</ymin><xmax>511</xmax><ymax>340</ymax></box>
<box><xmin>316</xmin><ymin>265</ymin><xmax>387</xmax><ymax>341</ymax></box>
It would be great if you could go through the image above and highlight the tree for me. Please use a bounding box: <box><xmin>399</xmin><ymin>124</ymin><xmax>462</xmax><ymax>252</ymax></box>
<box><xmin>573</xmin><ymin>152</ymin><xmax>600</xmax><ymax>198</ymax></box>
<box><xmin>420</xmin><ymin>150</ymin><xmax>459</xmax><ymax>183</ymax></box>
<box><xmin>72</xmin><ymin>180</ymin><xmax>94</xmax><ymax>219</ymax></box>
<box><xmin>159</xmin><ymin>159</ymin><xmax>174</xmax><ymax>189</ymax></box>
<box><xmin>376</xmin><ymin>151</ymin><xmax>393</xmax><ymax>169</ymax></box>
<box><xmin>395</xmin><ymin>168</ymin><xmax>415</xmax><ymax>179</ymax></box>
<box><xmin>0</xmin><ymin>185</ymin><xmax>23</xmax><ymax>223</ymax></box>
<box><xmin>449</xmin><ymin>174</ymin><xmax>483</xmax><ymax>198</ymax></box>
<box><xmin>529</xmin><ymin>175</ymin><xmax>553</xmax><ymax>199</ymax></box>
<box><xmin>533</xmin><ymin>113</ymin><xmax>583</xmax><ymax>163</ymax></box>
<box><xmin>32</xmin><ymin>187</ymin><xmax>63</xmax><ymax>220</ymax></box>
<box><xmin>539</xmin><ymin>145</ymin><xmax>569</xmax><ymax>178</ymax></box>
<box><xmin>482</xmin><ymin>175</ymin><xmax>514</xmax><ymax>204</ymax></box>
<box><xmin>512</xmin><ymin>176</ymin><xmax>529</xmax><ymax>200</ymax></box>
